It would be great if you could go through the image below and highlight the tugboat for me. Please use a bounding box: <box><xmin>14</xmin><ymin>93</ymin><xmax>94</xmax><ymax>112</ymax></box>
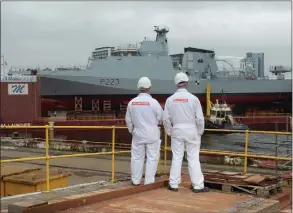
<box><xmin>205</xmin><ymin>99</ymin><xmax>249</xmax><ymax>132</ymax></box>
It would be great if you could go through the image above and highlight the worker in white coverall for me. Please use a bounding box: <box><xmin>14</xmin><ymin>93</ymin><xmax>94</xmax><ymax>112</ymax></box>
<box><xmin>125</xmin><ymin>77</ymin><xmax>163</xmax><ymax>185</ymax></box>
<box><xmin>163</xmin><ymin>72</ymin><xmax>209</xmax><ymax>193</ymax></box>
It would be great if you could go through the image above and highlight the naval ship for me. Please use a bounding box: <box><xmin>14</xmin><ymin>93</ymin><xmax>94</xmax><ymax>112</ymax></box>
<box><xmin>7</xmin><ymin>25</ymin><xmax>292</xmax><ymax>116</ymax></box>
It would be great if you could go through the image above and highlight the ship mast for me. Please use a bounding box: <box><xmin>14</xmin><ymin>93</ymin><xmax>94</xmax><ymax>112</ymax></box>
<box><xmin>154</xmin><ymin>25</ymin><xmax>169</xmax><ymax>43</ymax></box>
<box><xmin>138</xmin><ymin>25</ymin><xmax>170</xmax><ymax>57</ymax></box>
<box><xmin>153</xmin><ymin>25</ymin><xmax>169</xmax><ymax>56</ymax></box>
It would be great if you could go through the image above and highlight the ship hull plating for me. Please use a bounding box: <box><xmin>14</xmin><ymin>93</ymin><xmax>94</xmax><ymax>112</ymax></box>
<box><xmin>40</xmin><ymin>77</ymin><xmax>291</xmax><ymax>114</ymax></box>
<box><xmin>40</xmin><ymin>76</ymin><xmax>291</xmax><ymax>96</ymax></box>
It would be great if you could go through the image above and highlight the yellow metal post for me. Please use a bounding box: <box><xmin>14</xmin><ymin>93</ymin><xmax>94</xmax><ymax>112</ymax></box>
<box><xmin>45</xmin><ymin>125</ymin><xmax>50</xmax><ymax>191</ymax></box>
<box><xmin>164</xmin><ymin>132</ymin><xmax>167</xmax><ymax>174</ymax></box>
<box><xmin>206</xmin><ymin>83</ymin><xmax>211</xmax><ymax>117</ymax></box>
<box><xmin>244</xmin><ymin>130</ymin><xmax>249</xmax><ymax>174</ymax></box>
<box><xmin>111</xmin><ymin>127</ymin><xmax>116</xmax><ymax>182</ymax></box>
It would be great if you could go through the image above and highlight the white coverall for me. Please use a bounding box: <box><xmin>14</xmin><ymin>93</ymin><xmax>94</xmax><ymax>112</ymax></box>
<box><xmin>125</xmin><ymin>93</ymin><xmax>163</xmax><ymax>185</ymax></box>
<box><xmin>163</xmin><ymin>88</ymin><xmax>205</xmax><ymax>189</ymax></box>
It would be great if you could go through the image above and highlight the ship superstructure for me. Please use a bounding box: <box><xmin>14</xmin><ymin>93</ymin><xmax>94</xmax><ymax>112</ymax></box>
<box><xmin>6</xmin><ymin>25</ymin><xmax>292</xmax><ymax>116</ymax></box>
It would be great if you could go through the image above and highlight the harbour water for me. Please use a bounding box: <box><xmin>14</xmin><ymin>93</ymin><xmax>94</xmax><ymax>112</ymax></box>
<box><xmin>0</xmin><ymin>128</ymin><xmax>291</xmax><ymax>157</ymax></box>
<box><xmin>202</xmin><ymin>133</ymin><xmax>292</xmax><ymax>156</ymax></box>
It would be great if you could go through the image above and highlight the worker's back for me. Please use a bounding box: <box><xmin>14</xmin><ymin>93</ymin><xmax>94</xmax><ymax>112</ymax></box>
<box><xmin>126</xmin><ymin>93</ymin><xmax>162</xmax><ymax>143</ymax></box>
<box><xmin>164</xmin><ymin>88</ymin><xmax>204</xmax><ymax>143</ymax></box>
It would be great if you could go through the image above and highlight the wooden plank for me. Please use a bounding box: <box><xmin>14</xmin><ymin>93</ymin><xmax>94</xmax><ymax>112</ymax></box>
<box><xmin>204</xmin><ymin>180</ymin><xmax>281</xmax><ymax>198</ymax></box>
<box><xmin>219</xmin><ymin>171</ymin><xmax>241</xmax><ymax>176</ymax></box>
<box><xmin>243</xmin><ymin>175</ymin><xmax>267</xmax><ymax>185</ymax></box>
<box><xmin>203</xmin><ymin>170</ymin><xmax>219</xmax><ymax>173</ymax></box>
<box><xmin>22</xmin><ymin>179</ymin><xmax>169</xmax><ymax>213</ymax></box>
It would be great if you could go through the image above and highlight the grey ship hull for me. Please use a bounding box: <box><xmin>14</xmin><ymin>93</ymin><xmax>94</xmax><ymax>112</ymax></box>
<box><xmin>38</xmin><ymin>55</ymin><xmax>291</xmax><ymax>97</ymax></box>
<box><xmin>40</xmin><ymin>75</ymin><xmax>292</xmax><ymax>97</ymax></box>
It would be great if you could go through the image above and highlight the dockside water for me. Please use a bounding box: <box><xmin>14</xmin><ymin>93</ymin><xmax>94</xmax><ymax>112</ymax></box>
<box><xmin>0</xmin><ymin>129</ymin><xmax>291</xmax><ymax>157</ymax></box>
<box><xmin>202</xmin><ymin>133</ymin><xmax>292</xmax><ymax>156</ymax></box>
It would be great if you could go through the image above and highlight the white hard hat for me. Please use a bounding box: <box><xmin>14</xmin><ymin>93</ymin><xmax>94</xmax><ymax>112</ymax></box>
<box><xmin>137</xmin><ymin>77</ymin><xmax>152</xmax><ymax>89</ymax></box>
<box><xmin>174</xmin><ymin>72</ymin><xmax>189</xmax><ymax>85</ymax></box>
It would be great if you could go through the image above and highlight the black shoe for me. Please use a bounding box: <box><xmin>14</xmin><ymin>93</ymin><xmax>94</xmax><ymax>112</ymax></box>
<box><xmin>132</xmin><ymin>182</ymin><xmax>139</xmax><ymax>186</ymax></box>
<box><xmin>192</xmin><ymin>187</ymin><xmax>209</xmax><ymax>193</ymax></box>
<box><xmin>167</xmin><ymin>184</ymin><xmax>178</xmax><ymax>192</ymax></box>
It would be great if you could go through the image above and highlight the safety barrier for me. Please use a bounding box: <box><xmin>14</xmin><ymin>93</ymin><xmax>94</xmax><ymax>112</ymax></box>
<box><xmin>0</xmin><ymin>125</ymin><xmax>292</xmax><ymax>193</ymax></box>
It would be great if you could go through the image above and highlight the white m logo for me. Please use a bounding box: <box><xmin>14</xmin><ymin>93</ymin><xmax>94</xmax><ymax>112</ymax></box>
<box><xmin>8</xmin><ymin>84</ymin><xmax>28</xmax><ymax>95</ymax></box>
<box><xmin>12</xmin><ymin>85</ymin><xmax>25</xmax><ymax>93</ymax></box>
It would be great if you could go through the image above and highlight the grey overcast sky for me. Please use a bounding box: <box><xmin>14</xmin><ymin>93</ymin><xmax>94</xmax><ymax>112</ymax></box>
<box><xmin>1</xmin><ymin>1</ymin><xmax>292</xmax><ymax>74</ymax></box>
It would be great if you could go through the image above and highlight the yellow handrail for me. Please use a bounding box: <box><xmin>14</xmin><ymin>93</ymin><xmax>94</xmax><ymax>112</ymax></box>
<box><xmin>244</xmin><ymin>130</ymin><xmax>249</xmax><ymax>173</ymax></box>
<box><xmin>111</xmin><ymin>127</ymin><xmax>115</xmax><ymax>182</ymax></box>
<box><xmin>45</xmin><ymin>125</ymin><xmax>50</xmax><ymax>191</ymax></box>
<box><xmin>0</xmin><ymin>125</ymin><xmax>291</xmax><ymax>193</ymax></box>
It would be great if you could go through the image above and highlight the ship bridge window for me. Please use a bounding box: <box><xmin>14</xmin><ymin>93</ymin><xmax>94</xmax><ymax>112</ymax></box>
<box><xmin>217</xmin><ymin>111</ymin><xmax>225</xmax><ymax>118</ymax></box>
<box><xmin>211</xmin><ymin>110</ymin><xmax>216</xmax><ymax>116</ymax></box>
<box><xmin>216</xmin><ymin>111</ymin><xmax>220</xmax><ymax>118</ymax></box>
<box><xmin>226</xmin><ymin>111</ymin><xmax>232</xmax><ymax>116</ymax></box>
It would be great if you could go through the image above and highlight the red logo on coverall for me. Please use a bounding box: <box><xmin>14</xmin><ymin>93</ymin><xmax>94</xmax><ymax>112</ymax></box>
<box><xmin>132</xmin><ymin>102</ymin><xmax>150</xmax><ymax>106</ymax></box>
<box><xmin>173</xmin><ymin>99</ymin><xmax>188</xmax><ymax>102</ymax></box>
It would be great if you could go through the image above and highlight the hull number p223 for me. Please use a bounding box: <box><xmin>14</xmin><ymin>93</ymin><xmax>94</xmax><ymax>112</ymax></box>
<box><xmin>100</xmin><ymin>79</ymin><xmax>120</xmax><ymax>86</ymax></box>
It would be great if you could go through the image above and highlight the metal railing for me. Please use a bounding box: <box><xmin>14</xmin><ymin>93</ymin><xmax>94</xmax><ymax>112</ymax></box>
<box><xmin>0</xmin><ymin>125</ymin><xmax>292</xmax><ymax>193</ymax></box>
